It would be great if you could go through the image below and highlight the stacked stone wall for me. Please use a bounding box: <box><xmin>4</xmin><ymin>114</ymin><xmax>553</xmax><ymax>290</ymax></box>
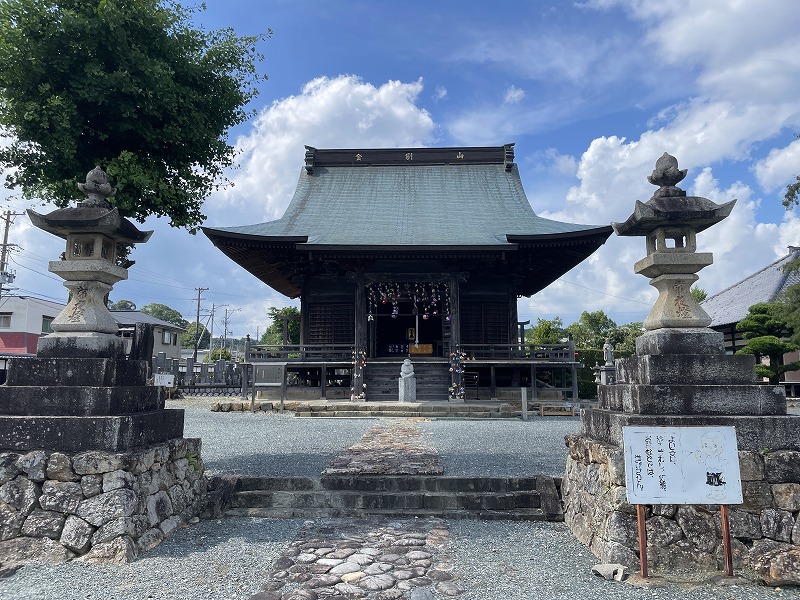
<box><xmin>564</xmin><ymin>434</ymin><xmax>800</xmax><ymax>584</ymax></box>
<box><xmin>0</xmin><ymin>438</ymin><xmax>206</xmax><ymax>563</ymax></box>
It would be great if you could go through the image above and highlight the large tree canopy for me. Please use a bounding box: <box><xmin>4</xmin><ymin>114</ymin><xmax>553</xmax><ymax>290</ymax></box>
<box><xmin>140</xmin><ymin>302</ymin><xmax>188</xmax><ymax>328</ymax></box>
<box><xmin>0</xmin><ymin>0</ymin><xmax>266</xmax><ymax>231</ymax></box>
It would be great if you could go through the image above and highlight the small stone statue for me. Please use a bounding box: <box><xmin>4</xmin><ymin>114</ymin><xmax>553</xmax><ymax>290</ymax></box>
<box><xmin>400</xmin><ymin>358</ymin><xmax>414</xmax><ymax>378</ymax></box>
<box><xmin>603</xmin><ymin>339</ymin><xmax>614</xmax><ymax>366</ymax></box>
<box><xmin>78</xmin><ymin>165</ymin><xmax>116</xmax><ymax>207</ymax></box>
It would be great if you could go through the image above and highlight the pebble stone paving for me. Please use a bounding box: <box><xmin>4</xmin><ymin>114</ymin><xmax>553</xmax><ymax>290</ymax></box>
<box><xmin>248</xmin><ymin>419</ymin><xmax>464</xmax><ymax>599</ymax></box>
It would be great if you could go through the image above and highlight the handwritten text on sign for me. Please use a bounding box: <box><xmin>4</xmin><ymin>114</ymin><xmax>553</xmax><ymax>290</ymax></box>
<box><xmin>622</xmin><ymin>426</ymin><xmax>743</xmax><ymax>505</ymax></box>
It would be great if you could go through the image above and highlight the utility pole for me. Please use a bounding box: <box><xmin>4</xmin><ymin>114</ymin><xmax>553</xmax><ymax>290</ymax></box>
<box><xmin>193</xmin><ymin>287</ymin><xmax>209</xmax><ymax>361</ymax></box>
<box><xmin>221</xmin><ymin>306</ymin><xmax>239</xmax><ymax>355</ymax></box>
<box><xmin>0</xmin><ymin>211</ymin><xmax>23</xmax><ymax>298</ymax></box>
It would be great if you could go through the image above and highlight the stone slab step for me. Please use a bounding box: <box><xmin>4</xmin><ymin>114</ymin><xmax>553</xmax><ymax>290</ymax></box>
<box><xmin>0</xmin><ymin>385</ymin><xmax>164</xmax><ymax>416</ymax></box>
<box><xmin>225</xmin><ymin>506</ymin><xmax>554</xmax><ymax>521</ymax></box>
<box><xmin>232</xmin><ymin>489</ymin><xmax>542</xmax><ymax>511</ymax></box>
<box><xmin>4</xmin><ymin>357</ymin><xmax>149</xmax><ymax>387</ymax></box>
<box><xmin>237</xmin><ymin>475</ymin><xmax>540</xmax><ymax>493</ymax></box>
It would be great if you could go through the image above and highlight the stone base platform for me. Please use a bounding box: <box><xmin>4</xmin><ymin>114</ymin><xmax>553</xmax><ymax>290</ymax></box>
<box><xmin>563</xmin><ymin>431</ymin><xmax>800</xmax><ymax>585</ymax></box>
<box><xmin>0</xmin><ymin>410</ymin><xmax>185</xmax><ymax>453</ymax></box>
<box><xmin>0</xmin><ymin>438</ymin><xmax>206</xmax><ymax>569</ymax></box>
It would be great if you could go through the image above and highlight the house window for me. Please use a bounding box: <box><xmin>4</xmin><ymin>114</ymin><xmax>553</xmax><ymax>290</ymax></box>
<box><xmin>162</xmin><ymin>330</ymin><xmax>177</xmax><ymax>345</ymax></box>
<box><xmin>42</xmin><ymin>316</ymin><xmax>54</xmax><ymax>334</ymax></box>
<box><xmin>0</xmin><ymin>313</ymin><xmax>11</xmax><ymax>328</ymax></box>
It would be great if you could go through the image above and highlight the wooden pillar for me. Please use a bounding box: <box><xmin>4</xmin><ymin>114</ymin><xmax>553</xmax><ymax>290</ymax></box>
<box><xmin>353</xmin><ymin>273</ymin><xmax>367</xmax><ymax>399</ymax></box>
<box><xmin>300</xmin><ymin>283</ymin><xmax>309</xmax><ymax>345</ymax></box>
<box><xmin>449</xmin><ymin>273</ymin><xmax>461</xmax><ymax>351</ymax></box>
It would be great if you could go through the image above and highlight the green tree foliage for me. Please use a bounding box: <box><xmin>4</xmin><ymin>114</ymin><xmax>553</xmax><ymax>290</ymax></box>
<box><xmin>608</xmin><ymin>322</ymin><xmax>644</xmax><ymax>356</ymax></box>
<box><xmin>736</xmin><ymin>302</ymin><xmax>800</xmax><ymax>385</ymax></box>
<box><xmin>108</xmin><ymin>298</ymin><xmax>136</xmax><ymax>310</ymax></box>
<box><xmin>0</xmin><ymin>0</ymin><xmax>267</xmax><ymax>231</ymax></box>
<box><xmin>181</xmin><ymin>321</ymin><xmax>210</xmax><ymax>349</ymax></box>
<box><xmin>140</xmin><ymin>302</ymin><xmax>188</xmax><ymax>328</ymax></box>
<box><xmin>210</xmin><ymin>347</ymin><xmax>231</xmax><ymax>361</ymax></box>
<box><xmin>566</xmin><ymin>310</ymin><xmax>617</xmax><ymax>349</ymax></box>
<box><xmin>524</xmin><ymin>317</ymin><xmax>565</xmax><ymax>345</ymax></box>
<box><xmin>259</xmin><ymin>307</ymin><xmax>301</xmax><ymax>345</ymax></box>
<box><xmin>690</xmin><ymin>286</ymin><xmax>708</xmax><ymax>303</ymax></box>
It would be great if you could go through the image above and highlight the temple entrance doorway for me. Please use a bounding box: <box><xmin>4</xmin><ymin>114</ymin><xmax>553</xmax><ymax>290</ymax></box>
<box><xmin>367</xmin><ymin>282</ymin><xmax>450</xmax><ymax>358</ymax></box>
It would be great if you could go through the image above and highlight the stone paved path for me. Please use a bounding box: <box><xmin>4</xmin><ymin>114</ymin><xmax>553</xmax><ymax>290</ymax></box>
<box><xmin>323</xmin><ymin>419</ymin><xmax>443</xmax><ymax>476</ymax></box>
<box><xmin>248</xmin><ymin>420</ymin><xmax>463</xmax><ymax>599</ymax></box>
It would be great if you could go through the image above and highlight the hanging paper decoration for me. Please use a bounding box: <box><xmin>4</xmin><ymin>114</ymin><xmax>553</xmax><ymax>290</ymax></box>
<box><xmin>365</xmin><ymin>281</ymin><xmax>450</xmax><ymax>319</ymax></box>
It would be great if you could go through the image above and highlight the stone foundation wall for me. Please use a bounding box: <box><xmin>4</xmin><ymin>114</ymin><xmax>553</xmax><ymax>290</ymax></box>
<box><xmin>564</xmin><ymin>434</ymin><xmax>800</xmax><ymax>585</ymax></box>
<box><xmin>0</xmin><ymin>438</ymin><xmax>206</xmax><ymax>563</ymax></box>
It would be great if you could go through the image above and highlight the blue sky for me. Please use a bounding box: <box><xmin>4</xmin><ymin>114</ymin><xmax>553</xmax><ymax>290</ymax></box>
<box><xmin>3</xmin><ymin>0</ymin><xmax>800</xmax><ymax>338</ymax></box>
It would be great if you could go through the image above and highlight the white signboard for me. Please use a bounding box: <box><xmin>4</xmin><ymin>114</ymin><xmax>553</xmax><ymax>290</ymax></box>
<box><xmin>622</xmin><ymin>426</ymin><xmax>743</xmax><ymax>505</ymax></box>
<box><xmin>154</xmin><ymin>373</ymin><xmax>176</xmax><ymax>388</ymax></box>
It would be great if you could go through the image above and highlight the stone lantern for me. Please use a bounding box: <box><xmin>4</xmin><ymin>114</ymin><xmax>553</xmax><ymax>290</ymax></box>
<box><xmin>27</xmin><ymin>166</ymin><xmax>151</xmax><ymax>358</ymax></box>
<box><xmin>612</xmin><ymin>153</ymin><xmax>735</xmax><ymax>331</ymax></box>
<box><xmin>562</xmin><ymin>153</ymin><xmax>800</xmax><ymax>580</ymax></box>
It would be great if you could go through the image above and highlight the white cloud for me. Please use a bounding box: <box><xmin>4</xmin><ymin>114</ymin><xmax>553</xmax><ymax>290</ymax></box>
<box><xmin>434</xmin><ymin>85</ymin><xmax>448</xmax><ymax>100</ymax></box>
<box><xmin>208</xmin><ymin>76</ymin><xmax>437</xmax><ymax>225</ymax></box>
<box><xmin>504</xmin><ymin>85</ymin><xmax>525</xmax><ymax>105</ymax></box>
<box><xmin>754</xmin><ymin>138</ymin><xmax>800</xmax><ymax>193</ymax></box>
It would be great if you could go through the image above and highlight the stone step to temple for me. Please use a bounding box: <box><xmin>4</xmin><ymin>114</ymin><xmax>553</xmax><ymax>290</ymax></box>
<box><xmin>223</xmin><ymin>475</ymin><xmax>563</xmax><ymax>521</ymax></box>
<box><xmin>365</xmin><ymin>362</ymin><xmax>450</xmax><ymax>403</ymax></box>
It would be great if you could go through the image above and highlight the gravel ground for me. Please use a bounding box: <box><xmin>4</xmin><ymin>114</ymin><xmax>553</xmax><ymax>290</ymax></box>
<box><xmin>3</xmin><ymin>401</ymin><xmax>799</xmax><ymax>599</ymax></box>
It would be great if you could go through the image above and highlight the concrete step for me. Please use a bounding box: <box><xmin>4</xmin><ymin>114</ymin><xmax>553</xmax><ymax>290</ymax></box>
<box><xmin>224</xmin><ymin>475</ymin><xmax>563</xmax><ymax>521</ymax></box>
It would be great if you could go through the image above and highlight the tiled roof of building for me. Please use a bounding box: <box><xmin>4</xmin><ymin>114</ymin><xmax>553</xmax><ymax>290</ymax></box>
<box><xmin>110</xmin><ymin>310</ymin><xmax>185</xmax><ymax>331</ymax></box>
<box><xmin>204</xmin><ymin>146</ymin><xmax>608</xmax><ymax>247</ymax></box>
<box><xmin>702</xmin><ymin>246</ymin><xmax>800</xmax><ymax>327</ymax></box>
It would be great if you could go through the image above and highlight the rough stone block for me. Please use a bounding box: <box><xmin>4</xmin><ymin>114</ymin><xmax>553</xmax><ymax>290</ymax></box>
<box><xmin>0</xmin><ymin>385</ymin><xmax>164</xmax><ymax>416</ymax></box>
<box><xmin>753</xmin><ymin>548</ymin><xmax>800</xmax><ymax>586</ymax></box>
<box><xmin>4</xmin><ymin>357</ymin><xmax>148</xmax><ymax>387</ymax></box>
<box><xmin>20</xmin><ymin>509</ymin><xmax>65</xmax><ymax>539</ymax></box>
<box><xmin>647</xmin><ymin>539</ymin><xmax>717</xmax><ymax>572</ymax></box>
<box><xmin>761</xmin><ymin>508</ymin><xmax>794</xmax><ymax>542</ymax></box>
<box><xmin>616</xmin><ymin>354</ymin><xmax>758</xmax><ymax>385</ymax></box>
<box><xmin>0</xmin><ymin>504</ymin><xmax>26</xmax><ymax>540</ymax></box>
<box><xmin>739</xmin><ymin>451</ymin><xmax>765</xmax><ymax>481</ymax></box>
<box><xmin>80</xmin><ymin>475</ymin><xmax>103</xmax><ymax>498</ymax></box>
<box><xmin>60</xmin><ymin>515</ymin><xmax>94</xmax><ymax>553</ymax></box>
<box><xmin>16</xmin><ymin>450</ymin><xmax>48</xmax><ymax>481</ymax></box>
<box><xmin>0</xmin><ymin>409</ymin><xmax>185</xmax><ymax>452</ymax></box>
<box><xmin>91</xmin><ymin>516</ymin><xmax>135</xmax><ymax>545</ymax></box>
<box><xmin>39</xmin><ymin>481</ymin><xmax>83</xmax><ymax>514</ymax></box>
<box><xmin>146</xmin><ymin>490</ymin><xmax>173</xmax><ymax>526</ymax></box>
<box><xmin>76</xmin><ymin>488</ymin><xmax>137</xmax><ymax>527</ymax></box>
<box><xmin>739</xmin><ymin>481</ymin><xmax>774</xmax><ymax>513</ymax></box>
<box><xmin>0</xmin><ymin>453</ymin><xmax>21</xmax><ymax>484</ymax></box>
<box><xmin>635</xmin><ymin>328</ymin><xmax>724</xmax><ymax>356</ymax></box>
<box><xmin>46</xmin><ymin>452</ymin><xmax>78</xmax><ymax>482</ymax></box>
<box><xmin>581</xmin><ymin>409</ymin><xmax>800</xmax><ymax>452</ymax></box>
<box><xmin>79</xmin><ymin>535</ymin><xmax>137</xmax><ymax>563</ymax></box>
<box><xmin>772</xmin><ymin>483</ymin><xmax>800</xmax><ymax>511</ymax></box>
<box><xmin>676</xmin><ymin>506</ymin><xmax>717</xmax><ymax>553</ymax></box>
<box><xmin>598</xmin><ymin>383</ymin><xmax>785</xmax><ymax>415</ymax></box>
<box><xmin>102</xmin><ymin>469</ymin><xmax>136</xmax><ymax>492</ymax></box>
<box><xmin>36</xmin><ymin>333</ymin><xmax>127</xmax><ymax>360</ymax></box>
<box><xmin>646</xmin><ymin>515</ymin><xmax>684</xmax><ymax>547</ymax></box>
<box><xmin>0</xmin><ymin>476</ymin><xmax>39</xmax><ymax>513</ymax></box>
<box><xmin>764</xmin><ymin>450</ymin><xmax>800</xmax><ymax>483</ymax></box>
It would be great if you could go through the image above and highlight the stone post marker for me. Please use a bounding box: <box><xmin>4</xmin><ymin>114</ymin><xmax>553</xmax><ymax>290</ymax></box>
<box><xmin>0</xmin><ymin>167</ymin><xmax>205</xmax><ymax>565</ymax></box>
<box><xmin>399</xmin><ymin>358</ymin><xmax>416</xmax><ymax>402</ymax></box>
<box><xmin>562</xmin><ymin>154</ymin><xmax>800</xmax><ymax>585</ymax></box>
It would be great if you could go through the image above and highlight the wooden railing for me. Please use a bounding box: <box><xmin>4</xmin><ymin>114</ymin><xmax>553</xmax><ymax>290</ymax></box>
<box><xmin>459</xmin><ymin>341</ymin><xmax>575</xmax><ymax>361</ymax></box>
<box><xmin>248</xmin><ymin>344</ymin><xmax>354</xmax><ymax>361</ymax></box>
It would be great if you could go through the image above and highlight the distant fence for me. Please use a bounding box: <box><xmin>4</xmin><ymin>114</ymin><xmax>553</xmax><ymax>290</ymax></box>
<box><xmin>152</xmin><ymin>352</ymin><xmax>248</xmax><ymax>393</ymax></box>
